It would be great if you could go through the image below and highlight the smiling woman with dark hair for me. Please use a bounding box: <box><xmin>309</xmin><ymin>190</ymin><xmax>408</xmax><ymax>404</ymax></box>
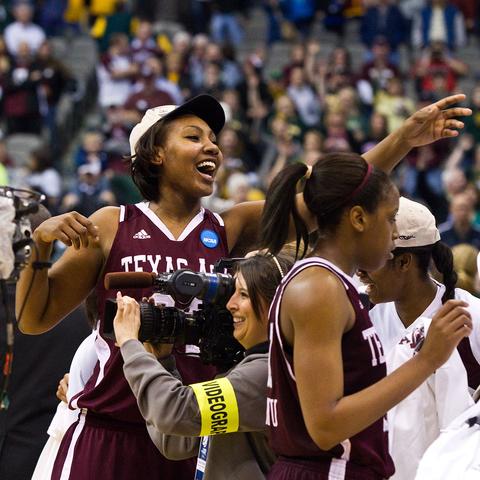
<box><xmin>111</xmin><ymin>251</ymin><xmax>295</xmax><ymax>480</ymax></box>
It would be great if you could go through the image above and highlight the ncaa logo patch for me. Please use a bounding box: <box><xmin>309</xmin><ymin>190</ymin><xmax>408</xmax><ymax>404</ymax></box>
<box><xmin>200</xmin><ymin>229</ymin><xmax>219</xmax><ymax>249</ymax></box>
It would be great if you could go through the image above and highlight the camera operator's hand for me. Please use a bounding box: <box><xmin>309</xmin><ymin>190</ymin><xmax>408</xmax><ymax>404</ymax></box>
<box><xmin>113</xmin><ymin>292</ymin><xmax>141</xmax><ymax>347</ymax></box>
<box><xmin>56</xmin><ymin>373</ymin><xmax>69</xmax><ymax>403</ymax></box>
<box><xmin>33</xmin><ymin>211</ymin><xmax>99</xmax><ymax>249</ymax></box>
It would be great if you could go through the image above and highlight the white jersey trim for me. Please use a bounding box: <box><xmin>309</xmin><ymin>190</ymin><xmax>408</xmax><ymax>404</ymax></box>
<box><xmin>212</xmin><ymin>211</ymin><xmax>224</xmax><ymax>226</ymax></box>
<box><xmin>94</xmin><ymin>332</ymin><xmax>111</xmax><ymax>387</ymax></box>
<box><xmin>119</xmin><ymin>205</ymin><xmax>125</xmax><ymax>223</ymax></box>
<box><xmin>135</xmin><ymin>202</ymin><xmax>205</xmax><ymax>241</ymax></box>
<box><xmin>59</xmin><ymin>409</ymin><xmax>87</xmax><ymax>480</ymax></box>
<box><xmin>328</xmin><ymin>458</ymin><xmax>347</xmax><ymax>479</ymax></box>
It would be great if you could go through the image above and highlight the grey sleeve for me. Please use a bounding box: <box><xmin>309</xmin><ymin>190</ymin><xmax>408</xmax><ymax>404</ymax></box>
<box><xmin>225</xmin><ymin>354</ymin><xmax>268</xmax><ymax>432</ymax></box>
<box><xmin>121</xmin><ymin>340</ymin><xmax>202</xmax><ymax>437</ymax></box>
<box><xmin>146</xmin><ymin>423</ymin><xmax>200</xmax><ymax>461</ymax></box>
<box><xmin>121</xmin><ymin>342</ymin><xmax>268</xmax><ymax>457</ymax></box>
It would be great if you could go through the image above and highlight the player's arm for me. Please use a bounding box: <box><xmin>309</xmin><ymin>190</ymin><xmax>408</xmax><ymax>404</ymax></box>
<box><xmin>286</xmin><ymin>268</ymin><xmax>471</xmax><ymax>450</ymax></box>
<box><xmin>221</xmin><ymin>197</ymin><xmax>316</xmax><ymax>256</ymax></box>
<box><xmin>363</xmin><ymin>94</ymin><xmax>471</xmax><ymax>173</ymax></box>
<box><xmin>15</xmin><ymin>207</ymin><xmax>119</xmax><ymax>334</ymax></box>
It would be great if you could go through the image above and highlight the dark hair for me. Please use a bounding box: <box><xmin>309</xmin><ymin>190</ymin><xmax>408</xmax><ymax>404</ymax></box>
<box><xmin>393</xmin><ymin>241</ymin><xmax>457</xmax><ymax>303</ymax></box>
<box><xmin>234</xmin><ymin>252</ymin><xmax>295</xmax><ymax>321</ymax></box>
<box><xmin>30</xmin><ymin>146</ymin><xmax>54</xmax><ymax>172</ymax></box>
<box><xmin>260</xmin><ymin>153</ymin><xmax>394</xmax><ymax>258</ymax></box>
<box><xmin>129</xmin><ymin>115</ymin><xmax>182</xmax><ymax>201</ymax></box>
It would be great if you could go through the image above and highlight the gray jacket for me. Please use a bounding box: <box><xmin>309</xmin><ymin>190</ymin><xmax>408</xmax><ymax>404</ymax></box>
<box><xmin>121</xmin><ymin>340</ymin><xmax>275</xmax><ymax>480</ymax></box>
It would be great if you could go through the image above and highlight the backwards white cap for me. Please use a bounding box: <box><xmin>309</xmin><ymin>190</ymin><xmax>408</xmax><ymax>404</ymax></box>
<box><xmin>395</xmin><ymin>196</ymin><xmax>441</xmax><ymax>248</ymax></box>
<box><xmin>129</xmin><ymin>94</ymin><xmax>226</xmax><ymax>158</ymax></box>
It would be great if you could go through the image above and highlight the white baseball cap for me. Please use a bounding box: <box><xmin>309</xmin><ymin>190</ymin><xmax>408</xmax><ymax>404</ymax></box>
<box><xmin>129</xmin><ymin>94</ymin><xmax>226</xmax><ymax>157</ymax></box>
<box><xmin>395</xmin><ymin>196</ymin><xmax>440</xmax><ymax>248</ymax></box>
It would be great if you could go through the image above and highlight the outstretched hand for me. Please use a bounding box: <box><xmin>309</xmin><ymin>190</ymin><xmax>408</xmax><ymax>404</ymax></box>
<box><xmin>399</xmin><ymin>94</ymin><xmax>472</xmax><ymax>148</ymax></box>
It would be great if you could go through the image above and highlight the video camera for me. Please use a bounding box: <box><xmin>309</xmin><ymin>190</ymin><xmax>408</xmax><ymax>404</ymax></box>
<box><xmin>0</xmin><ymin>187</ymin><xmax>45</xmax><ymax>282</ymax></box>
<box><xmin>103</xmin><ymin>259</ymin><xmax>245</xmax><ymax>368</ymax></box>
<box><xmin>0</xmin><ymin>186</ymin><xmax>45</xmax><ymax>410</ymax></box>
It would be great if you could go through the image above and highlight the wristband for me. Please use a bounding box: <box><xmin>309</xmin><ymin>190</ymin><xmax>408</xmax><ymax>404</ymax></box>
<box><xmin>190</xmin><ymin>377</ymin><xmax>239</xmax><ymax>436</ymax></box>
<box><xmin>32</xmin><ymin>261</ymin><xmax>52</xmax><ymax>270</ymax></box>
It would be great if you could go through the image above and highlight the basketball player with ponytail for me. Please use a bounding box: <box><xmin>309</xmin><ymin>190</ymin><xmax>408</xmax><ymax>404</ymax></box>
<box><xmin>260</xmin><ymin>154</ymin><xmax>472</xmax><ymax>479</ymax></box>
<box><xmin>358</xmin><ymin>197</ymin><xmax>480</xmax><ymax>479</ymax></box>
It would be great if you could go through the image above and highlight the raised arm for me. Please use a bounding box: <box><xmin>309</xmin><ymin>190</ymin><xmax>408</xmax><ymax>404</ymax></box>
<box><xmin>285</xmin><ymin>268</ymin><xmax>472</xmax><ymax>450</ymax></box>
<box><xmin>15</xmin><ymin>207</ymin><xmax>118</xmax><ymax>334</ymax></box>
<box><xmin>363</xmin><ymin>94</ymin><xmax>472</xmax><ymax>173</ymax></box>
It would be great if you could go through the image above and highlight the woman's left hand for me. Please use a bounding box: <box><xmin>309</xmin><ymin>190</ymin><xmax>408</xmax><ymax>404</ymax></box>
<box><xmin>113</xmin><ymin>292</ymin><xmax>141</xmax><ymax>347</ymax></box>
<box><xmin>399</xmin><ymin>94</ymin><xmax>472</xmax><ymax>147</ymax></box>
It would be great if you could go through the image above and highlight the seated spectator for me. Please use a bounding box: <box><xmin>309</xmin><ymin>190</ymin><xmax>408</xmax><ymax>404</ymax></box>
<box><xmin>281</xmin><ymin>42</ymin><xmax>306</xmax><ymax>85</ymax></box>
<box><xmin>121</xmin><ymin>63</ymin><xmax>175</xmax><ymax>125</ymax></box>
<box><xmin>258</xmin><ymin>116</ymin><xmax>302</xmax><ymax>189</ymax></box>
<box><xmin>412</xmin><ymin>41</ymin><xmax>468</xmax><ymax>97</ymax></box>
<box><xmin>2</xmin><ymin>41</ymin><xmax>42</xmax><ymax>134</ymax></box>
<box><xmin>412</xmin><ymin>0</ymin><xmax>467</xmax><ymax>51</ymax></box>
<box><xmin>440</xmin><ymin>192</ymin><xmax>480</xmax><ymax>250</ymax></box>
<box><xmin>301</xmin><ymin>129</ymin><xmax>324</xmax><ymax>166</ymax></box>
<box><xmin>60</xmin><ymin>162</ymin><xmax>115</xmax><ymax>217</ymax></box>
<box><xmin>4</xmin><ymin>0</ymin><xmax>45</xmax><ymax>57</ymax></box>
<box><xmin>358</xmin><ymin>36</ymin><xmax>401</xmax><ymax>102</ymax></box>
<box><xmin>361</xmin><ymin>111</ymin><xmax>389</xmax><ymax>154</ymax></box>
<box><xmin>375</xmin><ymin>76</ymin><xmax>416</xmax><ymax>133</ymax></box>
<box><xmin>322</xmin><ymin>111</ymin><xmax>358</xmax><ymax>153</ymax></box>
<box><xmin>360</xmin><ymin>0</ymin><xmax>407</xmax><ymax>64</ymax></box>
<box><xmin>286</xmin><ymin>65</ymin><xmax>321</xmax><ymax>128</ymax></box>
<box><xmin>149</xmin><ymin>56</ymin><xmax>184</xmax><ymax>105</ymax></box>
<box><xmin>31</xmin><ymin>39</ymin><xmax>75</xmax><ymax>149</ymax></box>
<box><xmin>332</xmin><ymin>86</ymin><xmax>369</xmax><ymax>144</ymax></box>
<box><xmin>268</xmin><ymin>93</ymin><xmax>305</xmax><ymax>139</ymax></box>
<box><xmin>96</xmin><ymin>32</ymin><xmax>138</xmax><ymax>109</ymax></box>
<box><xmin>226</xmin><ymin>171</ymin><xmax>264</xmax><ymax>204</ymax></box>
<box><xmin>74</xmin><ymin>130</ymin><xmax>110</xmax><ymax>172</ymax></box>
<box><xmin>193</xmin><ymin>60</ymin><xmax>226</xmax><ymax>98</ymax></box>
<box><xmin>129</xmin><ymin>19</ymin><xmax>161</xmax><ymax>68</ymax></box>
<box><xmin>452</xmin><ymin>243</ymin><xmax>480</xmax><ymax>296</ymax></box>
<box><xmin>24</xmin><ymin>145</ymin><xmax>62</xmax><ymax>213</ymax></box>
<box><xmin>187</xmin><ymin>33</ymin><xmax>210</xmax><ymax>90</ymax></box>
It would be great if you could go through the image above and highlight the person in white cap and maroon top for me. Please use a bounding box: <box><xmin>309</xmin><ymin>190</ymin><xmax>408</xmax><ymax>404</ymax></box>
<box><xmin>15</xmin><ymin>92</ymin><xmax>472</xmax><ymax>480</ymax></box>
<box><xmin>358</xmin><ymin>196</ymin><xmax>480</xmax><ymax>480</ymax></box>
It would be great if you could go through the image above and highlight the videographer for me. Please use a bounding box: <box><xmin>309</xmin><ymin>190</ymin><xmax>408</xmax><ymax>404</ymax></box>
<box><xmin>14</xmin><ymin>92</ymin><xmax>472</xmax><ymax>480</ymax></box>
<box><xmin>113</xmin><ymin>252</ymin><xmax>294</xmax><ymax>480</ymax></box>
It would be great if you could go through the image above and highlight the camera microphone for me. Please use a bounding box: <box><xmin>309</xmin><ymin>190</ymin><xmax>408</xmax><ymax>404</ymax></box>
<box><xmin>104</xmin><ymin>272</ymin><xmax>156</xmax><ymax>290</ymax></box>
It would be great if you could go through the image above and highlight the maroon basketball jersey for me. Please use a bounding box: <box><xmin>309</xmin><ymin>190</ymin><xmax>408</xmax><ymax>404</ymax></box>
<box><xmin>71</xmin><ymin>203</ymin><xmax>229</xmax><ymax>422</ymax></box>
<box><xmin>266</xmin><ymin>258</ymin><xmax>395</xmax><ymax>478</ymax></box>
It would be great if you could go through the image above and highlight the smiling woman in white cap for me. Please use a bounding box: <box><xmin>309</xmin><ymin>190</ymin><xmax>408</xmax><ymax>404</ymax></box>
<box><xmin>358</xmin><ymin>196</ymin><xmax>480</xmax><ymax>480</ymax></box>
<box><xmin>14</xmin><ymin>92</ymin><xmax>472</xmax><ymax>480</ymax></box>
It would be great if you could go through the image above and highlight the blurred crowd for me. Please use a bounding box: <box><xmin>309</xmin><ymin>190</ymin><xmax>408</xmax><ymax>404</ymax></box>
<box><xmin>0</xmin><ymin>0</ymin><xmax>480</xmax><ymax>291</ymax></box>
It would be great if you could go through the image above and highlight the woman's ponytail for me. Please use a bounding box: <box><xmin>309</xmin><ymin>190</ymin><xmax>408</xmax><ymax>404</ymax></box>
<box><xmin>260</xmin><ymin>163</ymin><xmax>310</xmax><ymax>258</ymax></box>
<box><xmin>431</xmin><ymin>241</ymin><xmax>458</xmax><ymax>303</ymax></box>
